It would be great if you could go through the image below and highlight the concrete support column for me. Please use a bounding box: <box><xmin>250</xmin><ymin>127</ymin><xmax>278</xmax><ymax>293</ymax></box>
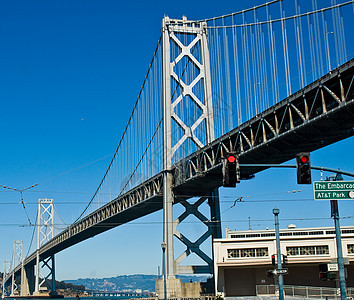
<box><xmin>20</xmin><ymin>264</ymin><xmax>35</xmax><ymax>296</ymax></box>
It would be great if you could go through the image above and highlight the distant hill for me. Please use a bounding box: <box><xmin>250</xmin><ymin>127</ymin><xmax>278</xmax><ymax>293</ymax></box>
<box><xmin>65</xmin><ymin>274</ymin><xmax>211</xmax><ymax>292</ymax></box>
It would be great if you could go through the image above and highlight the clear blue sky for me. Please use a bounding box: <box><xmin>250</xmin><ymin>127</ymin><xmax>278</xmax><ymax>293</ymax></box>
<box><xmin>0</xmin><ymin>0</ymin><xmax>353</xmax><ymax>281</ymax></box>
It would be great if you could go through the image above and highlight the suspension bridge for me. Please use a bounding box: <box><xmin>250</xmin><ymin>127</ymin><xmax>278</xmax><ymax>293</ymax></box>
<box><xmin>2</xmin><ymin>0</ymin><xmax>354</xmax><ymax>297</ymax></box>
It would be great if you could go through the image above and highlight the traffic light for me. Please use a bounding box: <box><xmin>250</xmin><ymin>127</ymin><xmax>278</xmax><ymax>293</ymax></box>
<box><xmin>282</xmin><ymin>254</ymin><xmax>288</xmax><ymax>265</ymax></box>
<box><xmin>319</xmin><ymin>271</ymin><xmax>328</xmax><ymax>281</ymax></box>
<box><xmin>267</xmin><ymin>270</ymin><xmax>275</xmax><ymax>278</ymax></box>
<box><xmin>271</xmin><ymin>254</ymin><xmax>276</xmax><ymax>266</ymax></box>
<box><xmin>318</xmin><ymin>263</ymin><xmax>336</xmax><ymax>281</ymax></box>
<box><xmin>296</xmin><ymin>152</ymin><xmax>311</xmax><ymax>184</ymax></box>
<box><xmin>222</xmin><ymin>152</ymin><xmax>240</xmax><ymax>187</ymax></box>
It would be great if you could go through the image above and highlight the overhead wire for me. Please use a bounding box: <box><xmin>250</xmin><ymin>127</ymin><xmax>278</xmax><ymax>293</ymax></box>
<box><xmin>5</xmin><ymin>215</ymin><xmax>354</xmax><ymax>228</ymax></box>
<box><xmin>25</xmin><ymin>213</ymin><xmax>38</xmax><ymax>258</ymax></box>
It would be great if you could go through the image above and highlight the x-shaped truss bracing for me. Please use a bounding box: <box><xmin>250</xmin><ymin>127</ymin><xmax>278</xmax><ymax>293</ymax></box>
<box><xmin>173</xmin><ymin>198</ymin><xmax>215</xmax><ymax>274</ymax></box>
<box><xmin>168</xmin><ymin>22</ymin><xmax>215</xmax><ymax>156</ymax></box>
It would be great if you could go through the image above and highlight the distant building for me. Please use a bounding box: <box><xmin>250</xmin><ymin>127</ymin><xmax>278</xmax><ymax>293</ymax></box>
<box><xmin>213</xmin><ymin>225</ymin><xmax>354</xmax><ymax>296</ymax></box>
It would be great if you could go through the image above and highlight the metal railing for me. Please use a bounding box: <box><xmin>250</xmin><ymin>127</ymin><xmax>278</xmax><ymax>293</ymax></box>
<box><xmin>256</xmin><ymin>284</ymin><xmax>354</xmax><ymax>299</ymax></box>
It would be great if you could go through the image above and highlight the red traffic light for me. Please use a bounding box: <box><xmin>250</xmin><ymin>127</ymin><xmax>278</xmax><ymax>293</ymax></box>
<box><xmin>296</xmin><ymin>152</ymin><xmax>311</xmax><ymax>184</ymax></box>
<box><xmin>227</xmin><ymin>155</ymin><xmax>236</xmax><ymax>163</ymax></box>
<box><xmin>300</xmin><ymin>156</ymin><xmax>309</xmax><ymax>164</ymax></box>
<box><xmin>222</xmin><ymin>153</ymin><xmax>240</xmax><ymax>187</ymax></box>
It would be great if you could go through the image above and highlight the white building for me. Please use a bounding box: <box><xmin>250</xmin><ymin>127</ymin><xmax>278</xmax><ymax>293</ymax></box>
<box><xmin>213</xmin><ymin>225</ymin><xmax>354</xmax><ymax>296</ymax></box>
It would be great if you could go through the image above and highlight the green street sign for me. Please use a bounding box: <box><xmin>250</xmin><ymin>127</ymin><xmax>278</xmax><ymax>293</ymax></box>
<box><xmin>314</xmin><ymin>181</ymin><xmax>354</xmax><ymax>200</ymax></box>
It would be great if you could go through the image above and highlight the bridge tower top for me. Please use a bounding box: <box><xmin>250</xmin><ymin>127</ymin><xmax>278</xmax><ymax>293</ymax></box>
<box><xmin>37</xmin><ymin>198</ymin><xmax>54</xmax><ymax>249</ymax></box>
<box><xmin>162</xmin><ymin>15</ymin><xmax>215</xmax><ymax>170</ymax></box>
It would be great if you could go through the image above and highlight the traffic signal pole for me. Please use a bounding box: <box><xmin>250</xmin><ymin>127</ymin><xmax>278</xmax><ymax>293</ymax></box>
<box><xmin>273</xmin><ymin>207</ymin><xmax>284</xmax><ymax>300</ymax></box>
<box><xmin>238</xmin><ymin>164</ymin><xmax>354</xmax><ymax>178</ymax></box>
<box><xmin>331</xmin><ymin>200</ymin><xmax>347</xmax><ymax>300</ymax></box>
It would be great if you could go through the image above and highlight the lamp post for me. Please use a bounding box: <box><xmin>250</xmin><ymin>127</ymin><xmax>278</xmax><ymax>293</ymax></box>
<box><xmin>273</xmin><ymin>207</ymin><xmax>284</xmax><ymax>300</ymax></box>
<box><xmin>326</xmin><ymin>32</ymin><xmax>333</xmax><ymax>72</ymax></box>
<box><xmin>161</xmin><ymin>243</ymin><xmax>167</xmax><ymax>300</ymax></box>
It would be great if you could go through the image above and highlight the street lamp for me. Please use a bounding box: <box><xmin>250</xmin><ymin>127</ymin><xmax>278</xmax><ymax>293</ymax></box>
<box><xmin>273</xmin><ymin>207</ymin><xmax>284</xmax><ymax>300</ymax></box>
<box><xmin>161</xmin><ymin>243</ymin><xmax>167</xmax><ymax>300</ymax></box>
<box><xmin>326</xmin><ymin>32</ymin><xmax>334</xmax><ymax>72</ymax></box>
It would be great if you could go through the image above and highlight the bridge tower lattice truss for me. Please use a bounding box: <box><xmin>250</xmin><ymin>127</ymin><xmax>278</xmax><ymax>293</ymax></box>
<box><xmin>34</xmin><ymin>198</ymin><xmax>56</xmax><ymax>295</ymax></box>
<box><xmin>2</xmin><ymin>260</ymin><xmax>11</xmax><ymax>297</ymax></box>
<box><xmin>10</xmin><ymin>241</ymin><xmax>23</xmax><ymax>296</ymax></box>
<box><xmin>162</xmin><ymin>16</ymin><xmax>222</xmax><ymax>277</ymax></box>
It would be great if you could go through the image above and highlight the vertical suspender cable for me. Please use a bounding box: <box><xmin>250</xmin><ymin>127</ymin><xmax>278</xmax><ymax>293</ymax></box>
<box><xmin>298</xmin><ymin>3</ymin><xmax>307</xmax><ymax>88</ymax></box>
<box><xmin>295</xmin><ymin>0</ymin><xmax>304</xmax><ymax>89</ymax></box>
<box><xmin>312</xmin><ymin>0</ymin><xmax>324</xmax><ymax>77</ymax></box>
<box><xmin>332</xmin><ymin>0</ymin><xmax>340</xmax><ymax>68</ymax></box>
<box><xmin>214</xmin><ymin>19</ymin><xmax>224</xmax><ymax>135</ymax></box>
<box><xmin>266</xmin><ymin>5</ymin><xmax>279</xmax><ymax>105</ymax></box>
<box><xmin>222</xmin><ymin>17</ymin><xmax>233</xmax><ymax>131</ymax></box>
<box><xmin>280</xmin><ymin>0</ymin><xmax>291</xmax><ymax>97</ymax></box>
<box><xmin>307</xmin><ymin>16</ymin><xmax>316</xmax><ymax>81</ymax></box>
<box><xmin>250</xmin><ymin>14</ymin><xmax>257</xmax><ymax>115</ymax></box>
<box><xmin>231</xmin><ymin>14</ymin><xmax>242</xmax><ymax>125</ymax></box>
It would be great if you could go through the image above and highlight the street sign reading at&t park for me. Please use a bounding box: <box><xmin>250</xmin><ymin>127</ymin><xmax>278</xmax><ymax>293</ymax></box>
<box><xmin>314</xmin><ymin>181</ymin><xmax>354</xmax><ymax>200</ymax></box>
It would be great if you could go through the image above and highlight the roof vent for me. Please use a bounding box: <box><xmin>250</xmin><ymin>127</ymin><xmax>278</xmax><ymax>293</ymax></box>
<box><xmin>288</xmin><ymin>224</ymin><xmax>296</xmax><ymax>229</ymax></box>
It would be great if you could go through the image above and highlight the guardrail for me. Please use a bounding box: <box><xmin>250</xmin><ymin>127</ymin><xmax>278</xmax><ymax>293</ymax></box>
<box><xmin>257</xmin><ymin>284</ymin><xmax>354</xmax><ymax>299</ymax></box>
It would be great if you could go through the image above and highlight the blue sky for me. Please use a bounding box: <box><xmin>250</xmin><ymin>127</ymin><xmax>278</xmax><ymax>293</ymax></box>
<box><xmin>1</xmin><ymin>0</ymin><xmax>354</xmax><ymax>281</ymax></box>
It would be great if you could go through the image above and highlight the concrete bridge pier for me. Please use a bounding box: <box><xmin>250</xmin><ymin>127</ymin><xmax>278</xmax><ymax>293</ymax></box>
<box><xmin>20</xmin><ymin>264</ymin><xmax>35</xmax><ymax>296</ymax></box>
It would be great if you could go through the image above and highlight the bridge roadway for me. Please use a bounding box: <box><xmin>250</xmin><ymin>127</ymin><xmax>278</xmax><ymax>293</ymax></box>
<box><xmin>10</xmin><ymin>58</ymin><xmax>354</xmax><ymax>277</ymax></box>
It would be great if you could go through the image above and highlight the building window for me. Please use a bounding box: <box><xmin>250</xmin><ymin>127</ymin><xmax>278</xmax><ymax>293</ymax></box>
<box><xmin>293</xmin><ymin>231</ymin><xmax>309</xmax><ymax>236</ymax></box>
<box><xmin>227</xmin><ymin>247</ymin><xmax>268</xmax><ymax>258</ymax></box>
<box><xmin>300</xmin><ymin>246</ymin><xmax>316</xmax><ymax>255</ymax></box>
<box><xmin>348</xmin><ymin>244</ymin><xmax>354</xmax><ymax>254</ymax></box>
<box><xmin>227</xmin><ymin>249</ymin><xmax>238</xmax><ymax>257</ymax></box>
<box><xmin>287</xmin><ymin>247</ymin><xmax>299</xmax><ymax>256</ymax></box>
<box><xmin>286</xmin><ymin>245</ymin><xmax>329</xmax><ymax>256</ymax></box>
<box><xmin>230</xmin><ymin>234</ymin><xmax>246</xmax><ymax>239</ymax></box>
<box><xmin>309</xmin><ymin>231</ymin><xmax>324</xmax><ymax>235</ymax></box>
<box><xmin>261</xmin><ymin>233</ymin><xmax>275</xmax><ymax>237</ymax></box>
<box><xmin>316</xmin><ymin>246</ymin><xmax>330</xmax><ymax>255</ymax></box>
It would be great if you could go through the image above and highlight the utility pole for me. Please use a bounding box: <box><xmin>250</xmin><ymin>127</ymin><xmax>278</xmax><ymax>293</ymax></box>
<box><xmin>273</xmin><ymin>207</ymin><xmax>284</xmax><ymax>300</ymax></box>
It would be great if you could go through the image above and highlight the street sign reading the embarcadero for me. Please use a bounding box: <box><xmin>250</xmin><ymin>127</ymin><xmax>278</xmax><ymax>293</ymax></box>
<box><xmin>314</xmin><ymin>181</ymin><xmax>354</xmax><ymax>200</ymax></box>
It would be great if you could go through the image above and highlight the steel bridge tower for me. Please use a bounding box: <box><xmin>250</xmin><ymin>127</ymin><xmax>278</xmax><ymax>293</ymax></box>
<box><xmin>34</xmin><ymin>198</ymin><xmax>56</xmax><ymax>296</ymax></box>
<box><xmin>2</xmin><ymin>260</ymin><xmax>11</xmax><ymax>297</ymax></box>
<box><xmin>161</xmin><ymin>15</ymin><xmax>222</xmax><ymax>291</ymax></box>
<box><xmin>10</xmin><ymin>241</ymin><xmax>23</xmax><ymax>296</ymax></box>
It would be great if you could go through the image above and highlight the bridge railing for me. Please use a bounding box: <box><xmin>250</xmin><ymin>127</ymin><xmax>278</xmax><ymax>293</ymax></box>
<box><xmin>257</xmin><ymin>284</ymin><xmax>354</xmax><ymax>299</ymax></box>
